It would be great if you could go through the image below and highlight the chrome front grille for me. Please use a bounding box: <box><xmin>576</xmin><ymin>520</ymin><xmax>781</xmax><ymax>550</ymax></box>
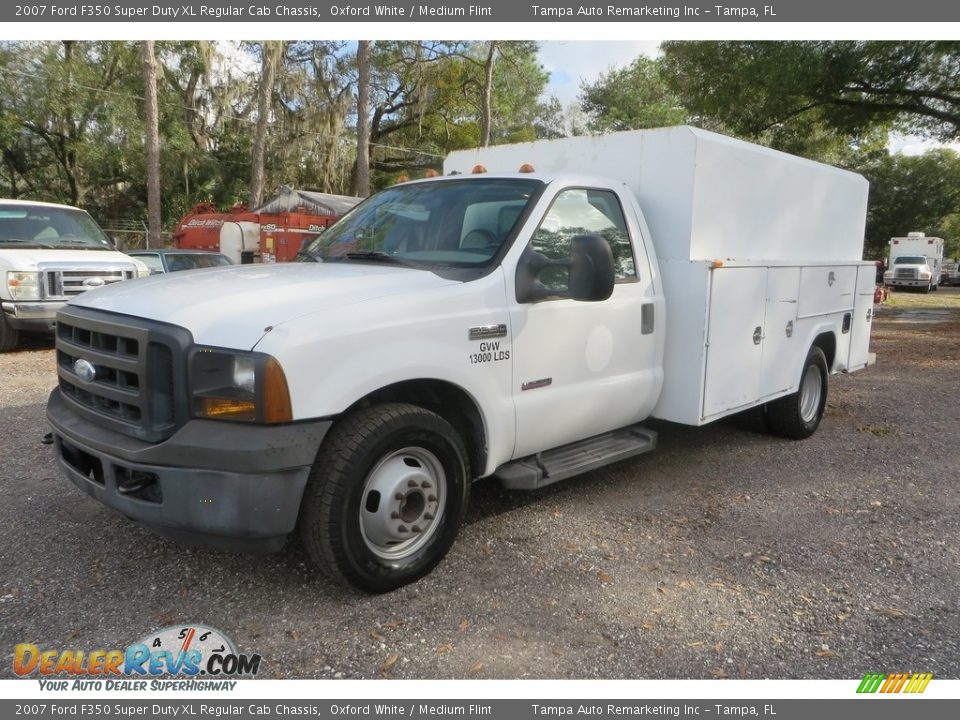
<box><xmin>54</xmin><ymin>307</ymin><xmax>192</xmax><ymax>443</ymax></box>
<box><xmin>895</xmin><ymin>267</ymin><xmax>919</xmax><ymax>279</ymax></box>
<box><xmin>43</xmin><ymin>266</ymin><xmax>136</xmax><ymax>300</ymax></box>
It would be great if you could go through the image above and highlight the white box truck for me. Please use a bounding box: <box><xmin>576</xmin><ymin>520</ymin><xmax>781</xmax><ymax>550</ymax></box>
<box><xmin>1</xmin><ymin>200</ymin><xmax>148</xmax><ymax>352</ymax></box>
<box><xmin>46</xmin><ymin>127</ymin><xmax>874</xmax><ymax>592</ymax></box>
<box><xmin>884</xmin><ymin>232</ymin><xmax>944</xmax><ymax>293</ymax></box>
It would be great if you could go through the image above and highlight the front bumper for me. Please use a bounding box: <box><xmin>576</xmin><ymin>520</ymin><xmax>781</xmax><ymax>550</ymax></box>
<box><xmin>47</xmin><ymin>390</ymin><xmax>331</xmax><ymax>552</ymax></box>
<box><xmin>2</xmin><ymin>300</ymin><xmax>64</xmax><ymax>331</ymax></box>
<box><xmin>885</xmin><ymin>278</ymin><xmax>930</xmax><ymax>288</ymax></box>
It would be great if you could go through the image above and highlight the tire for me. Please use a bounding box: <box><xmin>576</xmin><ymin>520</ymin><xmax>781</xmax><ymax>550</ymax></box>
<box><xmin>0</xmin><ymin>305</ymin><xmax>20</xmax><ymax>353</ymax></box>
<box><xmin>923</xmin><ymin>282</ymin><xmax>931</xmax><ymax>294</ymax></box>
<box><xmin>766</xmin><ymin>346</ymin><xmax>828</xmax><ymax>440</ymax></box>
<box><xmin>298</xmin><ymin>402</ymin><xmax>470</xmax><ymax>593</ymax></box>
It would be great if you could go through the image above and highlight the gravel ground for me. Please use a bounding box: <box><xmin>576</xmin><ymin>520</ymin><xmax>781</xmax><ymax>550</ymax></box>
<box><xmin>1</xmin><ymin>290</ymin><xmax>958</xmax><ymax>680</ymax></box>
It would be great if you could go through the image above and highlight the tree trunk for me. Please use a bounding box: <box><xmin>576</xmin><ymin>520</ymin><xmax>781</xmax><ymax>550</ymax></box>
<box><xmin>249</xmin><ymin>42</ymin><xmax>281</xmax><ymax>208</ymax></box>
<box><xmin>352</xmin><ymin>40</ymin><xmax>372</xmax><ymax>197</ymax></box>
<box><xmin>481</xmin><ymin>42</ymin><xmax>497</xmax><ymax>147</ymax></box>
<box><xmin>143</xmin><ymin>40</ymin><xmax>161</xmax><ymax>250</ymax></box>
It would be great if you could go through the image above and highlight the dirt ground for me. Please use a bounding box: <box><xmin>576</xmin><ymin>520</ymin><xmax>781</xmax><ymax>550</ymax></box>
<box><xmin>1</xmin><ymin>289</ymin><xmax>958</xmax><ymax>679</ymax></box>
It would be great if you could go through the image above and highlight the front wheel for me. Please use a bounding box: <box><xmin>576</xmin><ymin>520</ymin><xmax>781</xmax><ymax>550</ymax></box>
<box><xmin>298</xmin><ymin>403</ymin><xmax>470</xmax><ymax>593</ymax></box>
<box><xmin>766</xmin><ymin>346</ymin><xmax>829</xmax><ymax>440</ymax></box>
<box><xmin>0</xmin><ymin>305</ymin><xmax>19</xmax><ymax>353</ymax></box>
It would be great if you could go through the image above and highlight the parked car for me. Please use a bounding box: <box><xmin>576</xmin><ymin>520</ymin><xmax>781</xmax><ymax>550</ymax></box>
<box><xmin>127</xmin><ymin>249</ymin><xmax>233</xmax><ymax>274</ymax></box>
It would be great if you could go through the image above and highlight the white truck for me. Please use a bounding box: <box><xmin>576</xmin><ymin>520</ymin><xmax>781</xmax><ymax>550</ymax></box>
<box><xmin>939</xmin><ymin>259</ymin><xmax>959</xmax><ymax>287</ymax></box>
<box><xmin>45</xmin><ymin>127</ymin><xmax>875</xmax><ymax>592</ymax></box>
<box><xmin>883</xmin><ymin>232</ymin><xmax>944</xmax><ymax>293</ymax></box>
<box><xmin>1</xmin><ymin>200</ymin><xmax>148</xmax><ymax>351</ymax></box>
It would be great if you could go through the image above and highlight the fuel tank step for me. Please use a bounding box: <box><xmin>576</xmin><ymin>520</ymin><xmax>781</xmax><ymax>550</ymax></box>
<box><xmin>493</xmin><ymin>424</ymin><xmax>657</xmax><ymax>491</ymax></box>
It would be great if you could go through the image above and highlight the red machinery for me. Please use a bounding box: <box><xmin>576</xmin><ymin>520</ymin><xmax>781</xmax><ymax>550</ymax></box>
<box><xmin>174</xmin><ymin>187</ymin><xmax>361</xmax><ymax>264</ymax></box>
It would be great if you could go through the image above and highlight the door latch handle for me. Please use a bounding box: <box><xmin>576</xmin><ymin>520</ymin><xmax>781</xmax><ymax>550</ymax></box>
<box><xmin>753</xmin><ymin>326</ymin><xmax>764</xmax><ymax>345</ymax></box>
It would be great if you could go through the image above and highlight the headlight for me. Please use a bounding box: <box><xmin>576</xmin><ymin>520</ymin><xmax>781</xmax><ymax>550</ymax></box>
<box><xmin>883</xmin><ymin>271</ymin><xmax>892</xmax><ymax>279</ymax></box>
<box><xmin>190</xmin><ymin>348</ymin><xmax>292</xmax><ymax>423</ymax></box>
<box><xmin>131</xmin><ymin>259</ymin><xmax>151</xmax><ymax>278</ymax></box>
<box><xmin>920</xmin><ymin>271</ymin><xmax>932</xmax><ymax>279</ymax></box>
<box><xmin>7</xmin><ymin>271</ymin><xmax>41</xmax><ymax>301</ymax></box>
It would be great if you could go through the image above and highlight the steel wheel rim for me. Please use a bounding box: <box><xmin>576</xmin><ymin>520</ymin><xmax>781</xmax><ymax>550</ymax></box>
<box><xmin>359</xmin><ymin>447</ymin><xmax>446</xmax><ymax>561</ymax></box>
<box><xmin>799</xmin><ymin>365</ymin><xmax>823</xmax><ymax>423</ymax></box>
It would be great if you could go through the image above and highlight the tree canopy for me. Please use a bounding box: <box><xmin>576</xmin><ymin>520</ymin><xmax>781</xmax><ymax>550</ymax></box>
<box><xmin>580</xmin><ymin>41</ymin><xmax>960</xmax><ymax>257</ymax></box>
<box><xmin>0</xmin><ymin>40</ymin><xmax>552</xmax><ymax>235</ymax></box>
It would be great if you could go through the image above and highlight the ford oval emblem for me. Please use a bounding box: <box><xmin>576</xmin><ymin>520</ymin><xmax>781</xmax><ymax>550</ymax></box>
<box><xmin>73</xmin><ymin>358</ymin><xmax>97</xmax><ymax>383</ymax></box>
<box><xmin>83</xmin><ymin>278</ymin><xmax>106</xmax><ymax>289</ymax></box>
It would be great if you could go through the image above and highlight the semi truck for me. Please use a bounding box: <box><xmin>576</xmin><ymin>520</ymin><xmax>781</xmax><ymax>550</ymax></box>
<box><xmin>883</xmin><ymin>232</ymin><xmax>944</xmax><ymax>293</ymax></box>
<box><xmin>0</xmin><ymin>200</ymin><xmax>148</xmax><ymax>352</ymax></box>
<box><xmin>46</xmin><ymin>127</ymin><xmax>875</xmax><ymax>592</ymax></box>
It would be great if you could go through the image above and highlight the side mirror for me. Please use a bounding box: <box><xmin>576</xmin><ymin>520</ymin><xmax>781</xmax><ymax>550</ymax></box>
<box><xmin>516</xmin><ymin>234</ymin><xmax>615</xmax><ymax>303</ymax></box>
<box><xmin>569</xmin><ymin>233</ymin><xmax>615</xmax><ymax>301</ymax></box>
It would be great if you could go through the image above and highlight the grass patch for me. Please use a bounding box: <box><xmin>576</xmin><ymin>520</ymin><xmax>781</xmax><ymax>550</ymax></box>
<box><xmin>883</xmin><ymin>289</ymin><xmax>960</xmax><ymax>309</ymax></box>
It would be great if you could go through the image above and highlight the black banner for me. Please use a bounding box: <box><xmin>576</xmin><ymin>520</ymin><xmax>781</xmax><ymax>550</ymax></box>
<box><xmin>4</xmin><ymin>0</ymin><xmax>960</xmax><ymax>23</ymax></box>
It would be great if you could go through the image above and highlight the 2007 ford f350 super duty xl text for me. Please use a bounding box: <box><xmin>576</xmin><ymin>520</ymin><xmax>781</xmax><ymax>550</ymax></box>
<box><xmin>46</xmin><ymin>127</ymin><xmax>875</xmax><ymax>592</ymax></box>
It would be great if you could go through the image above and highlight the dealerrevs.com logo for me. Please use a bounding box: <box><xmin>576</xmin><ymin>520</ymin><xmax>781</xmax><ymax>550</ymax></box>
<box><xmin>14</xmin><ymin>625</ymin><xmax>261</xmax><ymax>691</ymax></box>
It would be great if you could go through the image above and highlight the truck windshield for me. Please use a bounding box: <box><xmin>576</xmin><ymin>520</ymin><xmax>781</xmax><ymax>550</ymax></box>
<box><xmin>894</xmin><ymin>256</ymin><xmax>927</xmax><ymax>264</ymax></box>
<box><xmin>298</xmin><ymin>178</ymin><xmax>542</xmax><ymax>269</ymax></box>
<box><xmin>0</xmin><ymin>205</ymin><xmax>114</xmax><ymax>250</ymax></box>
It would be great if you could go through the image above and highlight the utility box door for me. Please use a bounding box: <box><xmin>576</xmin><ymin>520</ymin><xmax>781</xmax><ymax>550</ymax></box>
<box><xmin>702</xmin><ymin>267</ymin><xmax>767</xmax><ymax>419</ymax></box>
<box><xmin>759</xmin><ymin>267</ymin><xmax>802</xmax><ymax>399</ymax></box>
<box><xmin>848</xmin><ymin>265</ymin><xmax>876</xmax><ymax>371</ymax></box>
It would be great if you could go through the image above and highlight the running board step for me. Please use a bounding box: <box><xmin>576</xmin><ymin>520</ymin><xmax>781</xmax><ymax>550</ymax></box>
<box><xmin>494</xmin><ymin>424</ymin><xmax>657</xmax><ymax>491</ymax></box>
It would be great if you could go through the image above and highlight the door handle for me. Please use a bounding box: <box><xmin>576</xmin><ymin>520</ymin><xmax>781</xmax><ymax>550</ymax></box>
<box><xmin>641</xmin><ymin>303</ymin><xmax>655</xmax><ymax>335</ymax></box>
<box><xmin>753</xmin><ymin>326</ymin><xmax>764</xmax><ymax>345</ymax></box>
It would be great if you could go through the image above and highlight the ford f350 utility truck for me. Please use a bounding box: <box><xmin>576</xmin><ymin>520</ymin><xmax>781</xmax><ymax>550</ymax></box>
<box><xmin>883</xmin><ymin>232</ymin><xmax>944</xmax><ymax>293</ymax></box>
<box><xmin>0</xmin><ymin>200</ymin><xmax>148</xmax><ymax>351</ymax></box>
<box><xmin>46</xmin><ymin>127</ymin><xmax>875</xmax><ymax>592</ymax></box>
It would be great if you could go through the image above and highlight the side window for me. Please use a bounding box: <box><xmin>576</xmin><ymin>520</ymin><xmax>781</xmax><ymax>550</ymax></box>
<box><xmin>530</xmin><ymin>188</ymin><xmax>636</xmax><ymax>292</ymax></box>
<box><xmin>135</xmin><ymin>254</ymin><xmax>163</xmax><ymax>273</ymax></box>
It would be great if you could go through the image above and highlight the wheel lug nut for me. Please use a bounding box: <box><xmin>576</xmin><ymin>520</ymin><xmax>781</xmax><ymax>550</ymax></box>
<box><xmin>421</xmin><ymin>481</ymin><xmax>432</xmax><ymax>489</ymax></box>
<box><xmin>395</xmin><ymin>492</ymin><xmax>404</xmax><ymax>500</ymax></box>
<box><xmin>411</xmin><ymin>525</ymin><xmax>422</xmax><ymax>533</ymax></box>
<box><xmin>424</xmin><ymin>512</ymin><xmax>434</xmax><ymax>520</ymax></box>
<box><xmin>398</xmin><ymin>525</ymin><xmax>408</xmax><ymax>533</ymax></box>
<box><xmin>390</xmin><ymin>511</ymin><xmax>400</xmax><ymax>519</ymax></box>
<box><xmin>428</xmin><ymin>494</ymin><xmax>437</xmax><ymax>502</ymax></box>
<box><xmin>407</xmin><ymin>479</ymin><xmax>418</xmax><ymax>487</ymax></box>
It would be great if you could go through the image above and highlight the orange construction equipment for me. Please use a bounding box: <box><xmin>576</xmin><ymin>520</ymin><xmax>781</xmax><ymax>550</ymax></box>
<box><xmin>174</xmin><ymin>187</ymin><xmax>361</xmax><ymax>264</ymax></box>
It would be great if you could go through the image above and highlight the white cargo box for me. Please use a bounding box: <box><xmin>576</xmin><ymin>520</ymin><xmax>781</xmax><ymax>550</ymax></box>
<box><xmin>447</xmin><ymin>127</ymin><xmax>873</xmax><ymax>426</ymax></box>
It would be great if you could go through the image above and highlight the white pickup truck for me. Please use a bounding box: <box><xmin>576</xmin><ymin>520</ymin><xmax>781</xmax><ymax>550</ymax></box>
<box><xmin>1</xmin><ymin>200</ymin><xmax>147</xmax><ymax>351</ymax></box>
<box><xmin>46</xmin><ymin>127</ymin><xmax>875</xmax><ymax>592</ymax></box>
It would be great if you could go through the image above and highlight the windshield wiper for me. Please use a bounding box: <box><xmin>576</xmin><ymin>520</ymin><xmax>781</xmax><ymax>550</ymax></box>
<box><xmin>344</xmin><ymin>251</ymin><xmax>409</xmax><ymax>266</ymax></box>
<box><xmin>295</xmin><ymin>249</ymin><xmax>319</xmax><ymax>262</ymax></box>
<box><xmin>0</xmin><ymin>239</ymin><xmax>54</xmax><ymax>249</ymax></box>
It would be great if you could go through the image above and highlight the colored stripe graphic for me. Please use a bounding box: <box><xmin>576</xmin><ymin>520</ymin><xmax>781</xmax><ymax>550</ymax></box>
<box><xmin>857</xmin><ymin>672</ymin><xmax>932</xmax><ymax>694</ymax></box>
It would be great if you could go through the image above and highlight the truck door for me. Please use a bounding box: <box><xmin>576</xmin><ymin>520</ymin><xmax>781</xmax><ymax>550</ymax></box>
<box><xmin>508</xmin><ymin>186</ymin><xmax>662</xmax><ymax>459</ymax></box>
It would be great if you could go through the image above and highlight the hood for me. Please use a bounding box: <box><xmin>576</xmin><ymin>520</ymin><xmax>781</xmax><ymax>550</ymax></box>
<box><xmin>0</xmin><ymin>248</ymin><xmax>139</xmax><ymax>269</ymax></box>
<box><xmin>69</xmin><ymin>262</ymin><xmax>459</xmax><ymax>349</ymax></box>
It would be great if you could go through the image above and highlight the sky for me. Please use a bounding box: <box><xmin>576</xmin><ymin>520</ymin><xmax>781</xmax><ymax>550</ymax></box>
<box><xmin>538</xmin><ymin>40</ymin><xmax>660</xmax><ymax>106</ymax></box>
